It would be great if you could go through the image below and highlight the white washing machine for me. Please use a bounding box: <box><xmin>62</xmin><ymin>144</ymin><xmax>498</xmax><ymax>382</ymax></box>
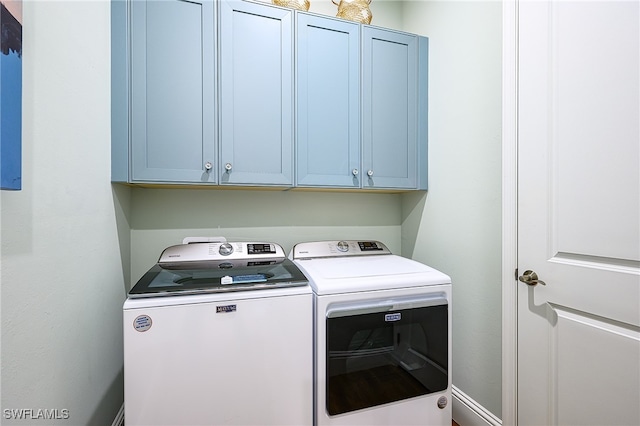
<box><xmin>124</xmin><ymin>240</ymin><xmax>313</xmax><ymax>426</ymax></box>
<box><xmin>290</xmin><ymin>240</ymin><xmax>452</xmax><ymax>426</ymax></box>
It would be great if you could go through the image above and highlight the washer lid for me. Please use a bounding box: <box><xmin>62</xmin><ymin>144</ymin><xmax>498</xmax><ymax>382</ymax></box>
<box><xmin>129</xmin><ymin>241</ymin><xmax>308</xmax><ymax>298</ymax></box>
<box><xmin>128</xmin><ymin>258</ymin><xmax>308</xmax><ymax>298</ymax></box>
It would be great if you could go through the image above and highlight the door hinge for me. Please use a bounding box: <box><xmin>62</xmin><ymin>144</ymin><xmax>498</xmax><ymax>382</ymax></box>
<box><xmin>514</xmin><ymin>268</ymin><xmax>519</xmax><ymax>281</ymax></box>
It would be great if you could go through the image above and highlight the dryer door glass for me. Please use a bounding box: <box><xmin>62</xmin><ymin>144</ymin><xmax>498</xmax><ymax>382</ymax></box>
<box><xmin>325</xmin><ymin>294</ymin><xmax>448</xmax><ymax>416</ymax></box>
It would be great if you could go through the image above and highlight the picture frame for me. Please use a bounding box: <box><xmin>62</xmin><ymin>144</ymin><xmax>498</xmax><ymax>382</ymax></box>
<box><xmin>1</xmin><ymin>0</ymin><xmax>22</xmax><ymax>191</ymax></box>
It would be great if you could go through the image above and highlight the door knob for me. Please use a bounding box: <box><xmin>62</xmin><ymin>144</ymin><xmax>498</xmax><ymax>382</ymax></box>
<box><xmin>518</xmin><ymin>270</ymin><xmax>546</xmax><ymax>286</ymax></box>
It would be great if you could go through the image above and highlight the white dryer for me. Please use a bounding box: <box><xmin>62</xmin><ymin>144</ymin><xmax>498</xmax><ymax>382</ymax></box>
<box><xmin>124</xmin><ymin>240</ymin><xmax>313</xmax><ymax>426</ymax></box>
<box><xmin>290</xmin><ymin>240</ymin><xmax>452</xmax><ymax>426</ymax></box>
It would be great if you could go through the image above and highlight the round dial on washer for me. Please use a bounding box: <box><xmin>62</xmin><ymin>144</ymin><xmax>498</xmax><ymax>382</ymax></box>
<box><xmin>219</xmin><ymin>243</ymin><xmax>234</xmax><ymax>256</ymax></box>
<box><xmin>336</xmin><ymin>241</ymin><xmax>349</xmax><ymax>252</ymax></box>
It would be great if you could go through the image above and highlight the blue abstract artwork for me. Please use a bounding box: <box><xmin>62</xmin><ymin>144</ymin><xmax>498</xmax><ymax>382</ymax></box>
<box><xmin>1</xmin><ymin>0</ymin><xmax>22</xmax><ymax>190</ymax></box>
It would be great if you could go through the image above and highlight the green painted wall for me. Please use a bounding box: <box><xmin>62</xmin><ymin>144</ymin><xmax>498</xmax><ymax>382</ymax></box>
<box><xmin>402</xmin><ymin>1</ymin><xmax>503</xmax><ymax>418</ymax></box>
<box><xmin>129</xmin><ymin>188</ymin><xmax>403</xmax><ymax>284</ymax></box>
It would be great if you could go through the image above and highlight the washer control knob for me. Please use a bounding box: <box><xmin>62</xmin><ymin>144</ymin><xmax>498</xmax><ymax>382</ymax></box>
<box><xmin>219</xmin><ymin>243</ymin><xmax>234</xmax><ymax>256</ymax></box>
<box><xmin>336</xmin><ymin>241</ymin><xmax>349</xmax><ymax>252</ymax></box>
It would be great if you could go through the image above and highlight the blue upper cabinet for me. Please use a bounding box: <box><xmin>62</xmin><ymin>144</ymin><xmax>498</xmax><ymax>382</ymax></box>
<box><xmin>218</xmin><ymin>0</ymin><xmax>294</xmax><ymax>186</ymax></box>
<box><xmin>112</xmin><ymin>0</ymin><xmax>428</xmax><ymax>191</ymax></box>
<box><xmin>123</xmin><ymin>0</ymin><xmax>216</xmax><ymax>184</ymax></box>
<box><xmin>362</xmin><ymin>27</ymin><xmax>428</xmax><ymax>190</ymax></box>
<box><xmin>296</xmin><ymin>13</ymin><xmax>360</xmax><ymax>188</ymax></box>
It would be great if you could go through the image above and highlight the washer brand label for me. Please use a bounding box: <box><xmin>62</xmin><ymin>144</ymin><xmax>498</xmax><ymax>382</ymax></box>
<box><xmin>216</xmin><ymin>305</ymin><xmax>236</xmax><ymax>313</ymax></box>
<box><xmin>385</xmin><ymin>313</ymin><xmax>401</xmax><ymax>322</ymax></box>
<box><xmin>133</xmin><ymin>315</ymin><xmax>152</xmax><ymax>332</ymax></box>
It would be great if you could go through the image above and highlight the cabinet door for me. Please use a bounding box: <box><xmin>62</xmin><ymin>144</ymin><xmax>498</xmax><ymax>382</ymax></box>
<box><xmin>296</xmin><ymin>14</ymin><xmax>360</xmax><ymax>188</ymax></box>
<box><xmin>362</xmin><ymin>28</ymin><xmax>418</xmax><ymax>189</ymax></box>
<box><xmin>219</xmin><ymin>1</ymin><xmax>293</xmax><ymax>186</ymax></box>
<box><xmin>130</xmin><ymin>0</ymin><xmax>216</xmax><ymax>183</ymax></box>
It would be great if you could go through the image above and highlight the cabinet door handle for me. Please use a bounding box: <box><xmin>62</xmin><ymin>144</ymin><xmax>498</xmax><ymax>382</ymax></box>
<box><xmin>224</xmin><ymin>163</ymin><xmax>232</xmax><ymax>172</ymax></box>
<box><xmin>352</xmin><ymin>168</ymin><xmax>359</xmax><ymax>176</ymax></box>
<box><xmin>204</xmin><ymin>162</ymin><xmax>212</xmax><ymax>171</ymax></box>
<box><xmin>367</xmin><ymin>170</ymin><xmax>374</xmax><ymax>177</ymax></box>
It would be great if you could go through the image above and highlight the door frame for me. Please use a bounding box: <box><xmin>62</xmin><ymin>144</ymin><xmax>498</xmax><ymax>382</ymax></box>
<box><xmin>502</xmin><ymin>0</ymin><xmax>518</xmax><ymax>425</ymax></box>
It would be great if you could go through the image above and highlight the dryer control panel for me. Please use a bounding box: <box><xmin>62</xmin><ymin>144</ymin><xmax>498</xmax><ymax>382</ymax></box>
<box><xmin>290</xmin><ymin>240</ymin><xmax>392</xmax><ymax>259</ymax></box>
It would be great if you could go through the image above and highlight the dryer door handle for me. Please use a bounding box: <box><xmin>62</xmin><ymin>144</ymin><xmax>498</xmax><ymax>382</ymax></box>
<box><xmin>326</xmin><ymin>292</ymin><xmax>448</xmax><ymax>319</ymax></box>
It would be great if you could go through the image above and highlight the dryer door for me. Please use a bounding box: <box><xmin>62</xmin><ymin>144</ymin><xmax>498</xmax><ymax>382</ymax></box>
<box><xmin>325</xmin><ymin>293</ymin><xmax>448</xmax><ymax>415</ymax></box>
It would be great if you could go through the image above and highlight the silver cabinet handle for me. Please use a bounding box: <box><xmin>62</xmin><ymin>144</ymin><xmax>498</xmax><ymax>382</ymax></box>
<box><xmin>352</xmin><ymin>169</ymin><xmax>359</xmax><ymax>176</ymax></box>
<box><xmin>367</xmin><ymin>170</ymin><xmax>374</xmax><ymax>177</ymax></box>
<box><xmin>224</xmin><ymin>163</ymin><xmax>232</xmax><ymax>171</ymax></box>
<box><xmin>204</xmin><ymin>162</ymin><xmax>212</xmax><ymax>171</ymax></box>
<box><xmin>518</xmin><ymin>270</ymin><xmax>546</xmax><ymax>286</ymax></box>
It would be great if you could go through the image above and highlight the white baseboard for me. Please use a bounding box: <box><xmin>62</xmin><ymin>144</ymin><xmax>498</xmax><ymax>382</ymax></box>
<box><xmin>111</xmin><ymin>403</ymin><xmax>124</xmax><ymax>426</ymax></box>
<box><xmin>452</xmin><ymin>386</ymin><xmax>502</xmax><ymax>426</ymax></box>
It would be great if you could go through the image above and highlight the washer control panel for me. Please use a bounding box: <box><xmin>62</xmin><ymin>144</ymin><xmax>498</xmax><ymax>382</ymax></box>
<box><xmin>159</xmin><ymin>241</ymin><xmax>285</xmax><ymax>265</ymax></box>
<box><xmin>291</xmin><ymin>240</ymin><xmax>391</xmax><ymax>259</ymax></box>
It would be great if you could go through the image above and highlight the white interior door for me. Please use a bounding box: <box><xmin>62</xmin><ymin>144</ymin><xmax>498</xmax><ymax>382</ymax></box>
<box><xmin>517</xmin><ymin>1</ymin><xmax>640</xmax><ymax>425</ymax></box>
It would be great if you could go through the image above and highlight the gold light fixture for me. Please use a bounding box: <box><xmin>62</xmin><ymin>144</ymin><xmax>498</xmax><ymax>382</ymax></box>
<box><xmin>272</xmin><ymin>0</ymin><xmax>310</xmax><ymax>11</ymax></box>
<box><xmin>334</xmin><ymin>0</ymin><xmax>372</xmax><ymax>24</ymax></box>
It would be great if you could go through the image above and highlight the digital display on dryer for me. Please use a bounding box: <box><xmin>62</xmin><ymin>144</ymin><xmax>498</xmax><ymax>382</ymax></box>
<box><xmin>358</xmin><ymin>241</ymin><xmax>382</xmax><ymax>251</ymax></box>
